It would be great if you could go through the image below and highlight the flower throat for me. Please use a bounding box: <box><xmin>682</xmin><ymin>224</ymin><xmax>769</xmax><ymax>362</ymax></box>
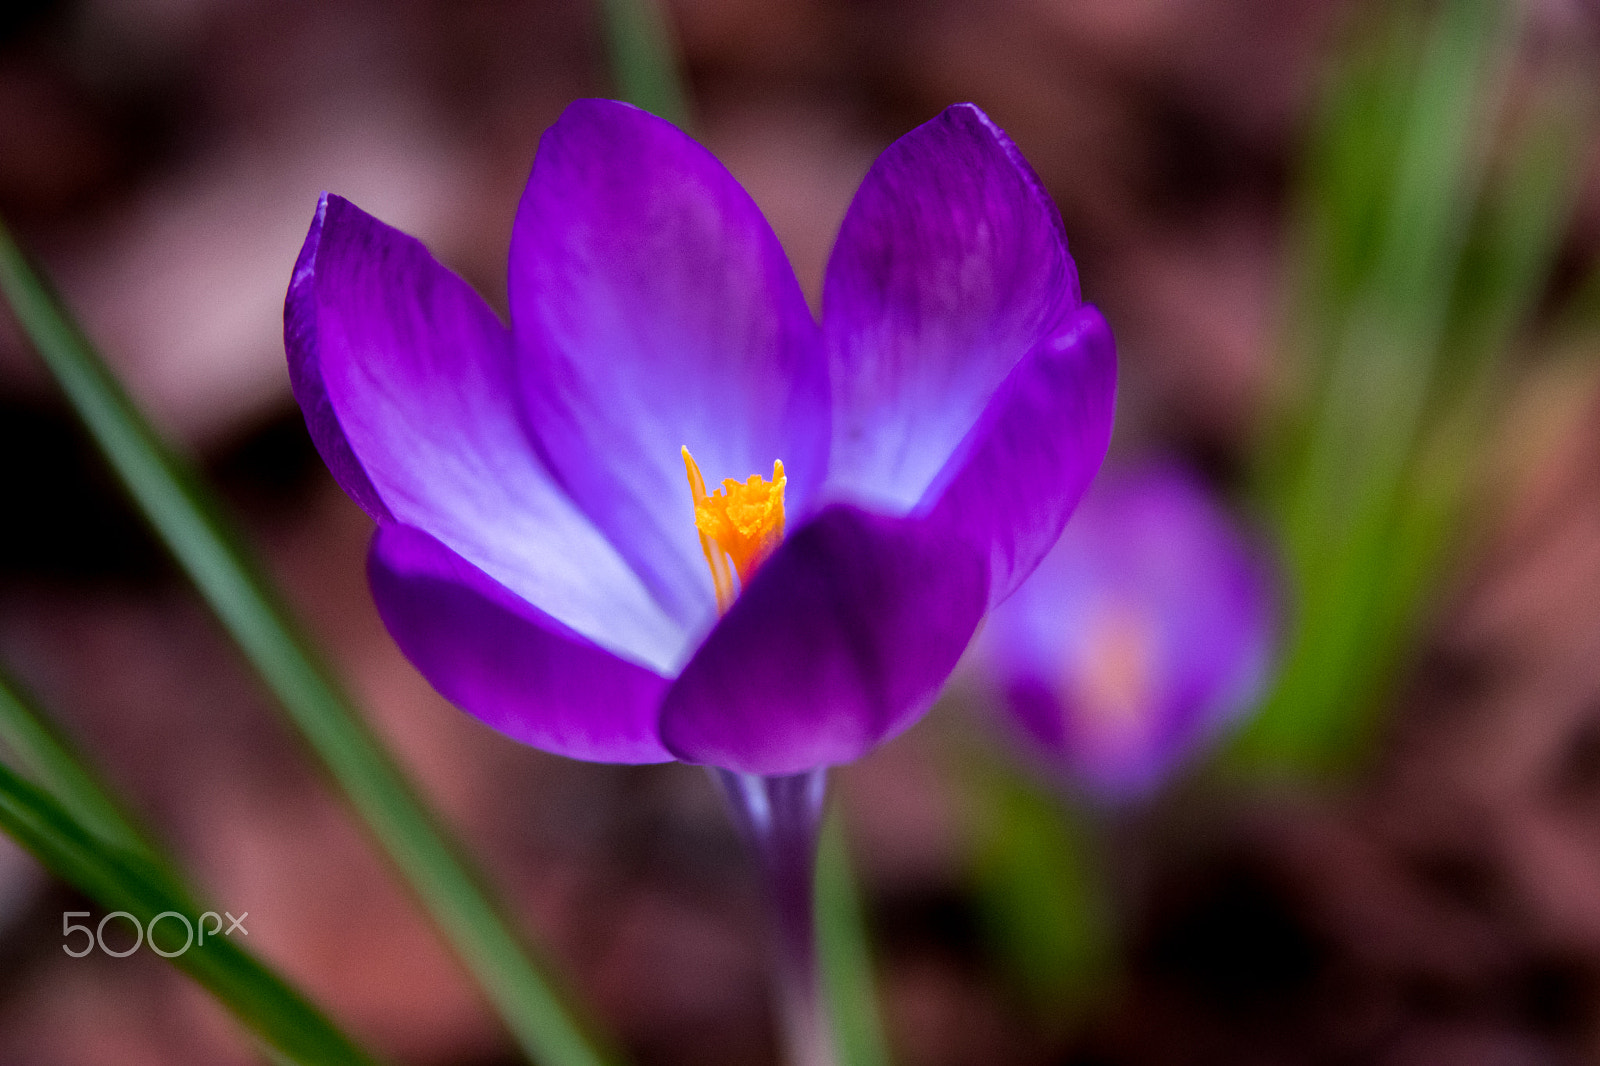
<box><xmin>681</xmin><ymin>447</ymin><xmax>786</xmax><ymax>614</ymax></box>
<box><xmin>1072</xmin><ymin>599</ymin><xmax>1156</xmax><ymax>732</ymax></box>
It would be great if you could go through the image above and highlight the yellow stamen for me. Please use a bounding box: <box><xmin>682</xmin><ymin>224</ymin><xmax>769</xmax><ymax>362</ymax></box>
<box><xmin>682</xmin><ymin>446</ymin><xmax>787</xmax><ymax>614</ymax></box>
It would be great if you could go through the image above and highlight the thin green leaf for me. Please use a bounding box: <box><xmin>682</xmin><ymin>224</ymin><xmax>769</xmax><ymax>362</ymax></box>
<box><xmin>1232</xmin><ymin>0</ymin><xmax>1526</xmax><ymax>773</ymax></box>
<box><xmin>599</xmin><ymin>0</ymin><xmax>690</xmax><ymax>127</ymax></box>
<box><xmin>0</xmin><ymin>220</ymin><xmax>613</xmax><ymax>1066</ymax></box>
<box><xmin>0</xmin><ymin>757</ymin><xmax>383</xmax><ymax>1066</ymax></box>
<box><xmin>0</xmin><ymin>668</ymin><xmax>149</xmax><ymax>854</ymax></box>
<box><xmin>1234</xmin><ymin>0</ymin><xmax>1594</xmax><ymax>777</ymax></box>
<box><xmin>969</xmin><ymin>769</ymin><xmax>1114</xmax><ymax>1014</ymax></box>
<box><xmin>1442</xmin><ymin>76</ymin><xmax>1597</xmax><ymax>395</ymax></box>
<box><xmin>817</xmin><ymin>811</ymin><xmax>893</xmax><ymax>1066</ymax></box>
<box><xmin>0</xmin><ymin>667</ymin><xmax>390</xmax><ymax>1066</ymax></box>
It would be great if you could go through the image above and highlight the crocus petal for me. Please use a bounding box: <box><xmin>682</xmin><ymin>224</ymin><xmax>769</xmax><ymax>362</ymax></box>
<box><xmin>510</xmin><ymin>99</ymin><xmax>828</xmax><ymax>629</ymax></box>
<box><xmin>285</xmin><ymin>196</ymin><xmax>391</xmax><ymax>522</ymax></box>
<box><xmin>658</xmin><ymin>506</ymin><xmax>989</xmax><ymax>775</ymax></box>
<box><xmin>823</xmin><ymin>103</ymin><xmax>1080</xmax><ymax>512</ymax></box>
<box><xmin>923</xmin><ymin>304</ymin><xmax>1116</xmax><ymax>607</ymax></box>
<box><xmin>1108</xmin><ymin>471</ymin><xmax>1277</xmax><ymax>783</ymax></box>
<box><xmin>290</xmin><ymin>193</ymin><xmax>688</xmax><ymax>674</ymax></box>
<box><xmin>369</xmin><ymin>524</ymin><xmax>674</xmax><ymax>764</ymax></box>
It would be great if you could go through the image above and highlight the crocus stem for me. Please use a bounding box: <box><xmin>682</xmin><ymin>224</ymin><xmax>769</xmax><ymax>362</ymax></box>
<box><xmin>713</xmin><ymin>768</ymin><xmax>836</xmax><ymax>1066</ymax></box>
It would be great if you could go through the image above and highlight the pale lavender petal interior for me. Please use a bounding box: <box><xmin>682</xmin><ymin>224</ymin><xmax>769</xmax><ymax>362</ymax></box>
<box><xmin>369</xmin><ymin>524</ymin><xmax>674</xmax><ymax>764</ymax></box>
<box><xmin>823</xmin><ymin>103</ymin><xmax>1080</xmax><ymax>513</ymax></box>
<box><xmin>510</xmin><ymin>99</ymin><xmax>829</xmax><ymax>630</ymax></box>
<box><xmin>295</xmin><ymin>193</ymin><xmax>689</xmax><ymax>674</ymax></box>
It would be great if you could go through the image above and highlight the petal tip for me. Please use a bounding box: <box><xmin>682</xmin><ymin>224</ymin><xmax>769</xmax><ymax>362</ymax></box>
<box><xmin>546</xmin><ymin>97</ymin><xmax>683</xmax><ymax>145</ymax></box>
<box><xmin>941</xmin><ymin>101</ymin><xmax>997</xmax><ymax>132</ymax></box>
<box><xmin>291</xmin><ymin>193</ymin><xmax>332</xmax><ymax>289</ymax></box>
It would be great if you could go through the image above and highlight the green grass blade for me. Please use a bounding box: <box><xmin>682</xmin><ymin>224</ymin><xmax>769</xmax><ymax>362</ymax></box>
<box><xmin>0</xmin><ymin>757</ymin><xmax>384</xmax><ymax>1066</ymax></box>
<box><xmin>0</xmin><ymin>668</ymin><xmax>391</xmax><ymax>1066</ymax></box>
<box><xmin>599</xmin><ymin>0</ymin><xmax>690</xmax><ymax>126</ymax></box>
<box><xmin>817</xmin><ymin>811</ymin><xmax>893</xmax><ymax>1066</ymax></box>
<box><xmin>1287</xmin><ymin>0</ymin><xmax>1513</xmax><ymax>546</ymax></box>
<box><xmin>0</xmin><ymin>221</ymin><xmax>613</xmax><ymax>1066</ymax></box>
<box><xmin>1231</xmin><ymin>0</ymin><xmax>1523</xmax><ymax>772</ymax></box>
<box><xmin>969</xmin><ymin>770</ymin><xmax>1113</xmax><ymax>1014</ymax></box>
<box><xmin>0</xmin><ymin>668</ymin><xmax>150</xmax><ymax>854</ymax></box>
<box><xmin>1234</xmin><ymin>0</ymin><xmax>1594</xmax><ymax>777</ymax></box>
<box><xmin>1445</xmin><ymin>71</ymin><xmax>1598</xmax><ymax>388</ymax></box>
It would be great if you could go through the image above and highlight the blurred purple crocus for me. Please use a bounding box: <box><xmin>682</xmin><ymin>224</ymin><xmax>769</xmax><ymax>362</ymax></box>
<box><xmin>977</xmin><ymin>463</ymin><xmax>1276</xmax><ymax>800</ymax></box>
<box><xmin>286</xmin><ymin>98</ymin><xmax>1113</xmax><ymax>1065</ymax></box>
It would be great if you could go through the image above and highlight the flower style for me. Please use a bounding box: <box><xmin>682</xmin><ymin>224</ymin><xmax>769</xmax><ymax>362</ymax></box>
<box><xmin>285</xmin><ymin>99</ymin><xmax>1116</xmax><ymax>777</ymax></box>
<box><xmin>976</xmin><ymin>462</ymin><xmax>1276</xmax><ymax>799</ymax></box>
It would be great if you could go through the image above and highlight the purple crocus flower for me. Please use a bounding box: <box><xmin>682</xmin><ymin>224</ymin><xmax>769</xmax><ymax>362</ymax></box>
<box><xmin>286</xmin><ymin>98</ymin><xmax>1113</xmax><ymax>1064</ymax></box>
<box><xmin>976</xmin><ymin>462</ymin><xmax>1276</xmax><ymax>800</ymax></box>
<box><xmin>286</xmin><ymin>98</ymin><xmax>1114</xmax><ymax>778</ymax></box>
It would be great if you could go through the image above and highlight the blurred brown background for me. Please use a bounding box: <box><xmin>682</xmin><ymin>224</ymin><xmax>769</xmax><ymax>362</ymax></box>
<box><xmin>3</xmin><ymin>0</ymin><xmax>1600</xmax><ymax>1063</ymax></box>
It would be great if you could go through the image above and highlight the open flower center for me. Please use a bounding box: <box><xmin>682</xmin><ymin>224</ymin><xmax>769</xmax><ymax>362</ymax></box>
<box><xmin>681</xmin><ymin>446</ymin><xmax>787</xmax><ymax>614</ymax></box>
<box><xmin>1069</xmin><ymin>599</ymin><xmax>1156</xmax><ymax>736</ymax></box>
